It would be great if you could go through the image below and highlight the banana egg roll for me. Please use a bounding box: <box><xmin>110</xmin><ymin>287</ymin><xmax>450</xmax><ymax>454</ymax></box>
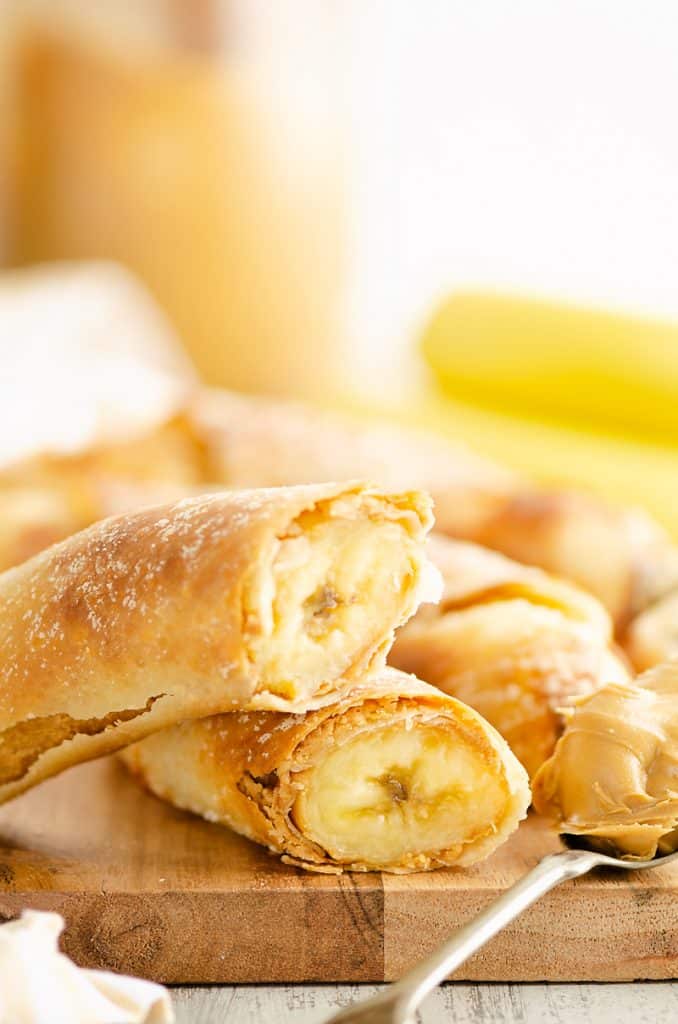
<box><xmin>0</xmin><ymin>483</ymin><xmax>438</xmax><ymax>804</ymax></box>
<box><xmin>188</xmin><ymin>388</ymin><xmax>519</xmax><ymax>539</ymax></box>
<box><xmin>532</xmin><ymin>661</ymin><xmax>678</xmax><ymax>860</ymax></box>
<box><xmin>391</xmin><ymin>536</ymin><xmax>630</xmax><ymax>777</ymax></box>
<box><xmin>121</xmin><ymin>668</ymin><xmax>530</xmax><ymax>874</ymax></box>
<box><xmin>187</xmin><ymin>388</ymin><xmax>678</xmax><ymax>632</ymax></box>
<box><xmin>463</xmin><ymin>489</ymin><xmax>678</xmax><ymax>633</ymax></box>
<box><xmin>0</xmin><ymin>418</ymin><xmax>203</xmax><ymax>521</ymax></box>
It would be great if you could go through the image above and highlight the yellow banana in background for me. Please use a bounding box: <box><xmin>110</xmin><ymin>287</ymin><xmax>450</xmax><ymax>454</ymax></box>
<box><xmin>408</xmin><ymin>292</ymin><xmax>678</xmax><ymax>537</ymax></box>
<box><xmin>421</xmin><ymin>292</ymin><xmax>678</xmax><ymax>443</ymax></box>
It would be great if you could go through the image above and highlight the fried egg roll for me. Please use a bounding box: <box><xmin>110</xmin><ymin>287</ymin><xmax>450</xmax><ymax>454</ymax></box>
<box><xmin>391</xmin><ymin>536</ymin><xmax>630</xmax><ymax>777</ymax></box>
<box><xmin>0</xmin><ymin>483</ymin><xmax>438</xmax><ymax>804</ymax></box>
<box><xmin>188</xmin><ymin>388</ymin><xmax>678</xmax><ymax>632</ymax></box>
<box><xmin>121</xmin><ymin>668</ymin><xmax>530</xmax><ymax>874</ymax></box>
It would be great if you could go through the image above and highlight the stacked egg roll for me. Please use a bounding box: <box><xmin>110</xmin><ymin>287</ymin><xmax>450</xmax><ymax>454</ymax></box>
<box><xmin>3</xmin><ymin>383</ymin><xmax>677</xmax><ymax>665</ymax></box>
<box><xmin>0</xmin><ymin>475</ymin><xmax>532</xmax><ymax>873</ymax></box>
<box><xmin>0</xmin><ymin>482</ymin><xmax>438</xmax><ymax>804</ymax></box>
<box><xmin>5</xmin><ymin>269</ymin><xmax>678</xmax><ymax>874</ymax></box>
<box><xmin>187</xmin><ymin>388</ymin><xmax>678</xmax><ymax>640</ymax></box>
<box><xmin>121</xmin><ymin>668</ymin><xmax>530</xmax><ymax>873</ymax></box>
<box><xmin>391</xmin><ymin>536</ymin><xmax>630</xmax><ymax>777</ymax></box>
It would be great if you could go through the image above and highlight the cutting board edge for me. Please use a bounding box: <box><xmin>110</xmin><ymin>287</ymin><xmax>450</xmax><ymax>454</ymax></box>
<box><xmin>2</xmin><ymin>886</ymin><xmax>677</xmax><ymax>984</ymax></box>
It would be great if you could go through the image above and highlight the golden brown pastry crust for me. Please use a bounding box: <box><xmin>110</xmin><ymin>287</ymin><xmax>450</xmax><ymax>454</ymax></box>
<box><xmin>462</xmin><ymin>489</ymin><xmax>678</xmax><ymax>634</ymax></box>
<box><xmin>2</xmin><ymin>418</ymin><xmax>202</xmax><ymax>509</ymax></box>
<box><xmin>0</xmin><ymin>482</ymin><xmax>435</xmax><ymax>804</ymax></box>
<box><xmin>121</xmin><ymin>668</ymin><xmax>530</xmax><ymax>874</ymax></box>
<box><xmin>390</xmin><ymin>536</ymin><xmax>630</xmax><ymax>777</ymax></box>
<box><xmin>624</xmin><ymin>591</ymin><xmax>678</xmax><ymax>672</ymax></box>
<box><xmin>188</xmin><ymin>388</ymin><xmax>519</xmax><ymax>538</ymax></box>
<box><xmin>3</xmin><ymin>385</ymin><xmax>675</xmax><ymax>646</ymax></box>
<box><xmin>0</xmin><ymin>419</ymin><xmax>205</xmax><ymax>573</ymax></box>
<box><xmin>532</xmin><ymin>661</ymin><xmax>678</xmax><ymax>859</ymax></box>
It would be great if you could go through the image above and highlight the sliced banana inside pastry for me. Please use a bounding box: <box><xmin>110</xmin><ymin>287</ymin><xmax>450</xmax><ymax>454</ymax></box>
<box><xmin>532</xmin><ymin>661</ymin><xmax>678</xmax><ymax>859</ymax></box>
<box><xmin>391</xmin><ymin>535</ymin><xmax>630</xmax><ymax>777</ymax></box>
<box><xmin>0</xmin><ymin>483</ymin><xmax>437</xmax><ymax>805</ymax></box>
<box><xmin>120</xmin><ymin>668</ymin><xmax>530</xmax><ymax>873</ymax></box>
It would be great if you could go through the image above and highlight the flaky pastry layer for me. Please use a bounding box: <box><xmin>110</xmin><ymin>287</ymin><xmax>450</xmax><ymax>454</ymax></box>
<box><xmin>121</xmin><ymin>668</ymin><xmax>530</xmax><ymax>873</ymax></box>
<box><xmin>0</xmin><ymin>482</ymin><xmax>437</xmax><ymax>804</ymax></box>
<box><xmin>391</xmin><ymin>536</ymin><xmax>630</xmax><ymax>777</ymax></box>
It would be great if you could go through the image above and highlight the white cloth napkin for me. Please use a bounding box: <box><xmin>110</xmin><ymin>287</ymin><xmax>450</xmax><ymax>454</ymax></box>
<box><xmin>0</xmin><ymin>261</ymin><xmax>196</xmax><ymax>470</ymax></box>
<box><xmin>0</xmin><ymin>911</ymin><xmax>174</xmax><ymax>1024</ymax></box>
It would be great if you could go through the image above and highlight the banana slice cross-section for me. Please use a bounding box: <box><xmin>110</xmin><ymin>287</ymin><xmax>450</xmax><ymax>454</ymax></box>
<box><xmin>120</xmin><ymin>668</ymin><xmax>530</xmax><ymax>874</ymax></box>
<box><xmin>0</xmin><ymin>483</ymin><xmax>437</xmax><ymax>805</ymax></box>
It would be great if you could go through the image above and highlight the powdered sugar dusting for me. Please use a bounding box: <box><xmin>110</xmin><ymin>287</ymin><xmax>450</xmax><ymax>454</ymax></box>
<box><xmin>0</xmin><ymin>490</ymin><xmax>280</xmax><ymax>719</ymax></box>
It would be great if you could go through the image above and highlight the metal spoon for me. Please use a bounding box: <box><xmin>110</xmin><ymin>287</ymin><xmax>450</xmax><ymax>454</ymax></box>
<box><xmin>326</xmin><ymin>836</ymin><xmax>678</xmax><ymax>1024</ymax></box>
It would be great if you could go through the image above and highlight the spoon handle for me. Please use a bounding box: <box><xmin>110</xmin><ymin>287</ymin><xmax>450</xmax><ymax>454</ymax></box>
<box><xmin>393</xmin><ymin>848</ymin><xmax>599</xmax><ymax>1017</ymax></box>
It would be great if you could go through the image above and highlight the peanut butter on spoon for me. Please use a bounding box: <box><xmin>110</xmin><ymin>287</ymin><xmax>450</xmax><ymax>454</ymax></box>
<box><xmin>532</xmin><ymin>661</ymin><xmax>678</xmax><ymax>859</ymax></box>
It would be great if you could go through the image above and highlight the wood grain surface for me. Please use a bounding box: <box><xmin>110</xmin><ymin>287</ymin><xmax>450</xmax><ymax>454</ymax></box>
<box><xmin>0</xmin><ymin>757</ymin><xmax>675</xmax><ymax>984</ymax></box>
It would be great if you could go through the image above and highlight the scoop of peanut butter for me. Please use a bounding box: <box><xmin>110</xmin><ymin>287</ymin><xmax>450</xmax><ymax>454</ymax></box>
<box><xmin>532</xmin><ymin>660</ymin><xmax>678</xmax><ymax>859</ymax></box>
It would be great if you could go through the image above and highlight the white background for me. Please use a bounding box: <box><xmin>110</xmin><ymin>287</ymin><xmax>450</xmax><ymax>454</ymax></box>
<box><xmin>4</xmin><ymin>1</ymin><xmax>678</xmax><ymax>395</ymax></box>
<box><xmin>347</xmin><ymin>1</ymin><xmax>678</xmax><ymax>385</ymax></box>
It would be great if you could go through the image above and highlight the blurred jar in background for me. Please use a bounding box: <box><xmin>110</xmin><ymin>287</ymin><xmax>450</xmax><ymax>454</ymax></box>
<box><xmin>0</xmin><ymin>6</ymin><xmax>18</xmax><ymax>265</ymax></box>
<box><xmin>9</xmin><ymin>0</ymin><xmax>351</xmax><ymax>398</ymax></box>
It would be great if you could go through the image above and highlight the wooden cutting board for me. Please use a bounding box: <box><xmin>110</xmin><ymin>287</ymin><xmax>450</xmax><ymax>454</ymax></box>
<box><xmin>0</xmin><ymin>757</ymin><xmax>675</xmax><ymax>983</ymax></box>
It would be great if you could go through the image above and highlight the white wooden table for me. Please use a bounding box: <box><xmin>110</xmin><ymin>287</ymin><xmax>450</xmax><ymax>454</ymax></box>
<box><xmin>173</xmin><ymin>983</ymin><xmax>678</xmax><ymax>1022</ymax></box>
